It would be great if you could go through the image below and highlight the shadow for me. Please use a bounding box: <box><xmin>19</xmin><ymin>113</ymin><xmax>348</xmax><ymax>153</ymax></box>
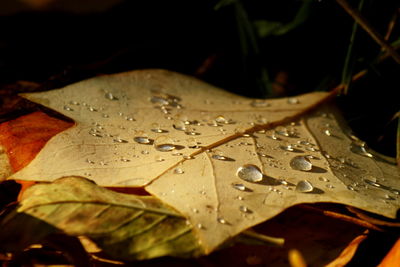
<box><xmin>309</xmin><ymin>166</ymin><xmax>327</xmax><ymax>173</ymax></box>
<box><xmin>175</xmin><ymin>145</ymin><xmax>185</xmax><ymax>150</ymax></box>
<box><xmin>309</xmin><ymin>187</ymin><xmax>325</xmax><ymax>194</ymax></box>
<box><xmin>257</xmin><ymin>175</ymin><xmax>281</xmax><ymax>186</ymax></box>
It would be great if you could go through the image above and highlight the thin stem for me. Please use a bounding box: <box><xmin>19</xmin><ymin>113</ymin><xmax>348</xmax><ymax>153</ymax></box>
<box><xmin>336</xmin><ymin>0</ymin><xmax>400</xmax><ymax>64</ymax></box>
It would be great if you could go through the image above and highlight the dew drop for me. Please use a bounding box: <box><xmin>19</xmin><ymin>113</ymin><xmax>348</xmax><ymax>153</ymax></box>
<box><xmin>63</xmin><ymin>105</ymin><xmax>73</xmax><ymax>111</ymax></box>
<box><xmin>280</xmin><ymin>145</ymin><xmax>294</xmax><ymax>152</ymax></box>
<box><xmin>237</xmin><ymin>196</ymin><xmax>244</xmax><ymax>200</ymax></box>
<box><xmin>215</xmin><ymin>115</ymin><xmax>228</xmax><ymax>124</ymax></box>
<box><xmin>239</xmin><ymin>206</ymin><xmax>251</xmax><ymax>213</ymax></box>
<box><xmin>211</xmin><ymin>150</ymin><xmax>227</xmax><ymax>161</ymax></box>
<box><xmin>102</xmin><ymin>113</ymin><xmax>109</xmax><ymax>118</ymax></box>
<box><xmin>296</xmin><ymin>180</ymin><xmax>314</xmax><ymax>193</ymax></box>
<box><xmin>347</xmin><ymin>185</ymin><xmax>355</xmax><ymax>191</ymax></box>
<box><xmin>151</xmin><ymin>96</ymin><xmax>169</xmax><ymax>106</ymax></box>
<box><xmin>287</xmin><ymin>97</ymin><xmax>299</xmax><ymax>104</ymax></box>
<box><xmin>113</xmin><ymin>137</ymin><xmax>128</xmax><ymax>143</ymax></box>
<box><xmin>141</xmin><ymin>150</ymin><xmax>149</xmax><ymax>155</ymax></box>
<box><xmin>121</xmin><ymin>158</ymin><xmax>130</xmax><ymax>162</ymax></box>
<box><xmin>197</xmin><ymin>223</ymin><xmax>204</xmax><ymax>229</ymax></box>
<box><xmin>154</xmin><ymin>136</ymin><xmax>176</xmax><ymax>152</ymax></box>
<box><xmin>155</xmin><ymin>155</ymin><xmax>165</xmax><ymax>162</ymax></box>
<box><xmin>236</xmin><ymin>164</ymin><xmax>263</xmax><ymax>182</ymax></box>
<box><xmin>173</xmin><ymin>121</ymin><xmax>187</xmax><ymax>131</ymax></box>
<box><xmin>275</xmin><ymin>126</ymin><xmax>289</xmax><ymax>137</ymax></box>
<box><xmin>174</xmin><ymin>168</ymin><xmax>184</xmax><ymax>174</ymax></box>
<box><xmin>69</xmin><ymin>100</ymin><xmax>79</xmax><ymax>105</ymax></box>
<box><xmin>232</xmin><ymin>183</ymin><xmax>246</xmax><ymax>191</ymax></box>
<box><xmin>88</xmin><ymin>106</ymin><xmax>97</xmax><ymax>112</ymax></box>
<box><xmin>290</xmin><ymin>156</ymin><xmax>312</xmax><ymax>171</ymax></box>
<box><xmin>134</xmin><ymin>136</ymin><xmax>152</xmax><ymax>144</ymax></box>
<box><xmin>125</xmin><ymin>116</ymin><xmax>134</xmax><ymax>121</ymax></box>
<box><xmin>324</xmin><ymin>129</ymin><xmax>332</xmax><ymax>136</ymax></box>
<box><xmin>319</xmin><ymin>177</ymin><xmax>329</xmax><ymax>182</ymax></box>
<box><xmin>217</xmin><ymin>218</ymin><xmax>227</xmax><ymax>224</ymax></box>
<box><xmin>351</xmin><ymin>141</ymin><xmax>373</xmax><ymax>158</ymax></box>
<box><xmin>151</xmin><ymin>123</ymin><xmax>166</xmax><ymax>133</ymax></box>
<box><xmin>105</xmin><ymin>92</ymin><xmax>118</xmax><ymax>100</ymax></box>
<box><xmin>326</xmin><ymin>184</ymin><xmax>334</xmax><ymax>189</ymax></box>
<box><xmin>251</xmin><ymin>100</ymin><xmax>270</xmax><ymax>107</ymax></box>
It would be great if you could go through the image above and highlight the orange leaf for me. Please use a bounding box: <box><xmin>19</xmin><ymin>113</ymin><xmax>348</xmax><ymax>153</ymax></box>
<box><xmin>378</xmin><ymin>238</ymin><xmax>400</xmax><ymax>267</ymax></box>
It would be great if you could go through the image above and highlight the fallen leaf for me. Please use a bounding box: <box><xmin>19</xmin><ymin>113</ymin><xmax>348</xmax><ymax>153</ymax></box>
<box><xmin>0</xmin><ymin>176</ymin><xmax>203</xmax><ymax>260</ymax></box>
<box><xmin>8</xmin><ymin>69</ymin><xmax>400</xmax><ymax>252</ymax></box>
<box><xmin>325</xmin><ymin>231</ymin><xmax>368</xmax><ymax>267</ymax></box>
<box><xmin>379</xmin><ymin>238</ymin><xmax>400</xmax><ymax>267</ymax></box>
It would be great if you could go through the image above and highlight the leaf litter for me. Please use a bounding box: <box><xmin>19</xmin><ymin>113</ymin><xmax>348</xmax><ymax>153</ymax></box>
<box><xmin>3</xmin><ymin>69</ymin><xmax>400</xmax><ymax>255</ymax></box>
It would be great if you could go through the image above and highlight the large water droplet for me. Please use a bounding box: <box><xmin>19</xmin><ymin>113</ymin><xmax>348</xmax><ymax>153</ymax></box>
<box><xmin>275</xmin><ymin>126</ymin><xmax>289</xmax><ymax>137</ymax></box>
<box><xmin>236</xmin><ymin>164</ymin><xmax>263</xmax><ymax>182</ymax></box>
<box><xmin>105</xmin><ymin>92</ymin><xmax>118</xmax><ymax>100</ymax></box>
<box><xmin>173</xmin><ymin>120</ymin><xmax>187</xmax><ymax>131</ymax></box>
<box><xmin>296</xmin><ymin>180</ymin><xmax>314</xmax><ymax>193</ymax></box>
<box><xmin>290</xmin><ymin>156</ymin><xmax>312</xmax><ymax>171</ymax></box>
<box><xmin>154</xmin><ymin>136</ymin><xmax>176</xmax><ymax>152</ymax></box>
<box><xmin>134</xmin><ymin>136</ymin><xmax>152</xmax><ymax>144</ymax></box>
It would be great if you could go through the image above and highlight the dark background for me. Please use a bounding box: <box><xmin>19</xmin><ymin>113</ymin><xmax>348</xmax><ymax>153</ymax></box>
<box><xmin>0</xmin><ymin>0</ymin><xmax>399</xmax><ymax>156</ymax></box>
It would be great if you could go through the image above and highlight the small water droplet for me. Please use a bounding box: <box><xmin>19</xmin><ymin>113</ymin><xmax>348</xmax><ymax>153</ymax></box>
<box><xmin>105</xmin><ymin>92</ymin><xmax>118</xmax><ymax>100</ymax></box>
<box><xmin>347</xmin><ymin>185</ymin><xmax>355</xmax><ymax>191</ymax></box>
<box><xmin>232</xmin><ymin>183</ymin><xmax>246</xmax><ymax>191</ymax></box>
<box><xmin>88</xmin><ymin>106</ymin><xmax>97</xmax><ymax>112</ymax></box>
<box><xmin>121</xmin><ymin>158</ymin><xmax>130</xmax><ymax>162</ymax></box>
<box><xmin>217</xmin><ymin>218</ymin><xmax>227</xmax><ymax>224</ymax></box>
<box><xmin>102</xmin><ymin>113</ymin><xmax>109</xmax><ymax>118</ymax></box>
<box><xmin>287</xmin><ymin>97</ymin><xmax>299</xmax><ymax>104</ymax></box>
<box><xmin>280</xmin><ymin>145</ymin><xmax>294</xmax><ymax>152</ymax></box>
<box><xmin>63</xmin><ymin>105</ymin><xmax>73</xmax><ymax>111</ymax></box>
<box><xmin>290</xmin><ymin>156</ymin><xmax>312</xmax><ymax>171</ymax></box>
<box><xmin>237</xmin><ymin>196</ymin><xmax>244</xmax><ymax>200</ymax></box>
<box><xmin>125</xmin><ymin>116</ymin><xmax>134</xmax><ymax>121</ymax></box>
<box><xmin>268</xmin><ymin>134</ymin><xmax>280</xmax><ymax>140</ymax></box>
<box><xmin>151</xmin><ymin>96</ymin><xmax>169</xmax><ymax>106</ymax></box>
<box><xmin>239</xmin><ymin>205</ymin><xmax>251</xmax><ymax>213</ymax></box>
<box><xmin>134</xmin><ymin>136</ymin><xmax>152</xmax><ymax>144</ymax></box>
<box><xmin>86</xmin><ymin>159</ymin><xmax>95</xmax><ymax>164</ymax></box>
<box><xmin>296</xmin><ymin>180</ymin><xmax>314</xmax><ymax>193</ymax></box>
<box><xmin>236</xmin><ymin>164</ymin><xmax>263</xmax><ymax>182</ymax></box>
<box><xmin>324</xmin><ymin>129</ymin><xmax>332</xmax><ymax>136</ymax></box>
<box><xmin>141</xmin><ymin>150</ymin><xmax>149</xmax><ymax>155</ymax></box>
<box><xmin>196</xmin><ymin>223</ymin><xmax>204</xmax><ymax>229</ymax></box>
<box><xmin>113</xmin><ymin>137</ymin><xmax>128</xmax><ymax>143</ymax></box>
<box><xmin>326</xmin><ymin>184</ymin><xmax>334</xmax><ymax>189</ymax></box>
<box><xmin>150</xmin><ymin>123</ymin><xmax>166</xmax><ymax>133</ymax></box>
<box><xmin>155</xmin><ymin>155</ymin><xmax>165</xmax><ymax>162</ymax></box>
<box><xmin>364</xmin><ymin>178</ymin><xmax>381</xmax><ymax>188</ymax></box>
<box><xmin>298</xmin><ymin>140</ymin><xmax>310</xmax><ymax>145</ymax></box>
<box><xmin>69</xmin><ymin>100</ymin><xmax>79</xmax><ymax>105</ymax></box>
<box><xmin>351</xmin><ymin>141</ymin><xmax>373</xmax><ymax>158</ymax></box>
<box><xmin>278</xmin><ymin>179</ymin><xmax>288</xmax><ymax>185</ymax></box>
<box><xmin>251</xmin><ymin>100</ymin><xmax>270</xmax><ymax>107</ymax></box>
<box><xmin>319</xmin><ymin>177</ymin><xmax>329</xmax><ymax>182</ymax></box>
<box><xmin>174</xmin><ymin>168</ymin><xmax>184</xmax><ymax>174</ymax></box>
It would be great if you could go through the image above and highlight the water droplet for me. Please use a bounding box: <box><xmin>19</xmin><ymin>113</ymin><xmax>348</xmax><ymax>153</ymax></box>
<box><xmin>298</xmin><ymin>140</ymin><xmax>310</xmax><ymax>145</ymax></box>
<box><xmin>63</xmin><ymin>105</ymin><xmax>73</xmax><ymax>111</ymax></box>
<box><xmin>113</xmin><ymin>137</ymin><xmax>128</xmax><ymax>143</ymax></box>
<box><xmin>215</xmin><ymin>115</ymin><xmax>228</xmax><ymax>124</ymax></box>
<box><xmin>287</xmin><ymin>97</ymin><xmax>299</xmax><ymax>104</ymax></box>
<box><xmin>88</xmin><ymin>106</ymin><xmax>97</xmax><ymax>112</ymax></box>
<box><xmin>364</xmin><ymin>179</ymin><xmax>381</xmax><ymax>188</ymax></box>
<box><xmin>154</xmin><ymin>136</ymin><xmax>176</xmax><ymax>152</ymax></box>
<box><xmin>268</xmin><ymin>134</ymin><xmax>280</xmax><ymax>140</ymax></box>
<box><xmin>278</xmin><ymin>179</ymin><xmax>288</xmax><ymax>185</ymax></box>
<box><xmin>89</xmin><ymin>130</ymin><xmax>103</xmax><ymax>137</ymax></box>
<box><xmin>174</xmin><ymin>168</ymin><xmax>184</xmax><ymax>174</ymax></box>
<box><xmin>196</xmin><ymin>223</ymin><xmax>204</xmax><ymax>229</ymax></box>
<box><xmin>251</xmin><ymin>100</ymin><xmax>270</xmax><ymax>107</ymax></box>
<box><xmin>296</xmin><ymin>180</ymin><xmax>314</xmax><ymax>193</ymax></box>
<box><xmin>173</xmin><ymin>121</ymin><xmax>187</xmax><ymax>131</ymax></box>
<box><xmin>351</xmin><ymin>141</ymin><xmax>373</xmax><ymax>158</ymax></box>
<box><xmin>155</xmin><ymin>155</ymin><xmax>165</xmax><ymax>162</ymax></box>
<box><xmin>121</xmin><ymin>158</ymin><xmax>130</xmax><ymax>162</ymax></box>
<box><xmin>151</xmin><ymin>123</ymin><xmax>167</xmax><ymax>133</ymax></box>
<box><xmin>151</xmin><ymin>96</ymin><xmax>169</xmax><ymax>106</ymax></box>
<box><xmin>187</xmin><ymin>137</ymin><xmax>199</xmax><ymax>148</ymax></box>
<box><xmin>86</xmin><ymin>159</ymin><xmax>95</xmax><ymax>164</ymax></box>
<box><xmin>69</xmin><ymin>100</ymin><xmax>79</xmax><ymax>105</ymax></box>
<box><xmin>105</xmin><ymin>92</ymin><xmax>118</xmax><ymax>100</ymax></box>
<box><xmin>102</xmin><ymin>113</ymin><xmax>109</xmax><ymax>118</ymax></box>
<box><xmin>217</xmin><ymin>218</ymin><xmax>227</xmax><ymax>224</ymax></box>
<box><xmin>275</xmin><ymin>126</ymin><xmax>289</xmax><ymax>137</ymax></box>
<box><xmin>134</xmin><ymin>136</ymin><xmax>152</xmax><ymax>144</ymax></box>
<box><xmin>290</xmin><ymin>156</ymin><xmax>312</xmax><ymax>171</ymax></box>
<box><xmin>347</xmin><ymin>185</ymin><xmax>355</xmax><ymax>191</ymax></box>
<box><xmin>232</xmin><ymin>183</ymin><xmax>246</xmax><ymax>191</ymax></box>
<box><xmin>319</xmin><ymin>177</ymin><xmax>329</xmax><ymax>182</ymax></box>
<box><xmin>326</xmin><ymin>184</ymin><xmax>334</xmax><ymax>189</ymax></box>
<box><xmin>239</xmin><ymin>206</ymin><xmax>251</xmax><ymax>213</ymax></box>
<box><xmin>280</xmin><ymin>145</ymin><xmax>294</xmax><ymax>152</ymax></box>
<box><xmin>125</xmin><ymin>116</ymin><xmax>134</xmax><ymax>121</ymax></box>
<box><xmin>141</xmin><ymin>150</ymin><xmax>149</xmax><ymax>155</ymax></box>
<box><xmin>236</xmin><ymin>164</ymin><xmax>263</xmax><ymax>182</ymax></box>
<box><xmin>237</xmin><ymin>196</ymin><xmax>244</xmax><ymax>200</ymax></box>
<box><xmin>324</xmin><ymin>129</ymin><xmax>332</xmax><ymax>136</ymax></box>
<box><xmin>211</xmin><ymin>150</ymin><xmax>227</xmax><ymax>161</ymax></box>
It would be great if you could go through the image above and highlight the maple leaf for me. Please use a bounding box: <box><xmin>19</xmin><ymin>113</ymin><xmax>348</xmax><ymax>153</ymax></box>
<box><xmin>8</xmin><ymin>69</ymin><xmax>400</xmax><ymax>253</ymax></box>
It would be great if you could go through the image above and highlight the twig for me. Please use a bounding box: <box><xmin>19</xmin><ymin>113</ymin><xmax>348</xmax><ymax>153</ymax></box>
<box><xmin>336</xmin><ymin>0</ymin><xmax>400</xmax><ymax>64</ymax></box>
<box><xmin>299</xmin><ymin>204</ymin><xmax>384</xmax><ymax>232</ymax></box>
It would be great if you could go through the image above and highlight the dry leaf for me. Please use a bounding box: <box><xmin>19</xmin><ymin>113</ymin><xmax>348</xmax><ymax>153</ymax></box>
<box><xmin>8</xmin><ymin>69</ymin><xmax>400</xmax><ymax>253</ymax></box>
<box><xmin>0</xmin><ymin>176</ymin><xmax>203</xmax><ymax>260</ymax></box>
